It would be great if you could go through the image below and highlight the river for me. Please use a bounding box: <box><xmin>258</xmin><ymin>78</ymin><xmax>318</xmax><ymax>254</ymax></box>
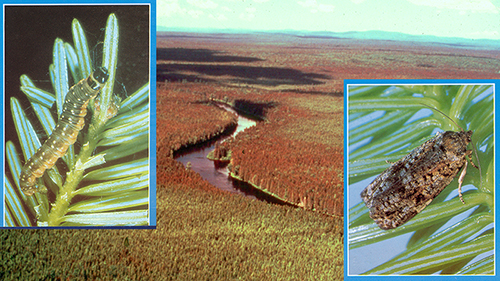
<box><xmin>175</xmin><ymin>104</ymin><xmax>260</xmax><ymax>198</ymax></box>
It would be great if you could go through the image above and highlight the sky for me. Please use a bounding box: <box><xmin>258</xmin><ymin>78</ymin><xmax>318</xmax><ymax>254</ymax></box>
<box><xmin>157</xmin><ymin>0</ymin><xmax>500</xmax><ymax>40</ymax></box>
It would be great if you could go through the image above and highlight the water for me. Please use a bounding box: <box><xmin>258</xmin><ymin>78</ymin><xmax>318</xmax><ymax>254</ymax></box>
<box><xmin>175</xmin><ymin>104</ymin><xmax>259</xmax><ymax>197</ymax></box>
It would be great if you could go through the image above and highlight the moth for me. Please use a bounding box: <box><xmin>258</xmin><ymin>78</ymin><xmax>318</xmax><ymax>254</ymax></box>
<box><xmin>360</xmin><ymin>105</ymin><xmax>479</xmax><ymax>230</ymax></box>
<box><xmin>19</xmin><ymin>67</ymin><xmax>109</xmax><ymax>196</ymax></box>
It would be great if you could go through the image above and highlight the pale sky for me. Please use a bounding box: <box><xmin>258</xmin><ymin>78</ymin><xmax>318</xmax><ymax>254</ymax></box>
<box><xmin>157</xmin><ymin>0</ymin><xmax>500</xmax><ymax>40</ymax></box>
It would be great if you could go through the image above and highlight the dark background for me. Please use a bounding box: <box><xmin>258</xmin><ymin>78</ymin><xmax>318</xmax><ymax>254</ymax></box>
<box><xmin>5</xmin><ymin>5</ymin><xmax>150</xmax><ymax>145</ymax></box>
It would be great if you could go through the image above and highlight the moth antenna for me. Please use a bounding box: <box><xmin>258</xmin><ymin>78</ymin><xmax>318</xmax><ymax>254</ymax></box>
<box><xmin>418</xmin><ymin>103</ymin><xmax>464</xmax><ymax>132</ymax></box>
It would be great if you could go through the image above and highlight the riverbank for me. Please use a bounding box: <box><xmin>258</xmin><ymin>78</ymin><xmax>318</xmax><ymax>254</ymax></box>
<box><xmin>156</xmin><ymin>84</ymin><xmax>238</xmax><ymax>159</ymax></box>
<box><xmin>205</xmin><ymin>89</ymin><xmax>344</xmax><ymax>217</ymax></box>
<box><xmin>154</xmin><ymin>86</ymin><xmax>344</xmax><ymax>279</ymax></box>
<box><xmin>175</xmin><ymin>90</ymin><xmax>344</xmax><ymax>217</ymax></box>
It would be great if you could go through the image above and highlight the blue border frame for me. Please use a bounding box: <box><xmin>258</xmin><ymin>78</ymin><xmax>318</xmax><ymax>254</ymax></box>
<box><xmin>344</xmin><ymin>79</ymin><xmax>497</xmax><ymax>279</ymax></box>
<box><xmin>1</xmin><ymin>0</ymin><xmax>156</xmax><ymax>228</ymax></box>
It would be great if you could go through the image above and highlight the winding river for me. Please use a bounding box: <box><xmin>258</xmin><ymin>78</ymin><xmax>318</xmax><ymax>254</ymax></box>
<box><xmin>175</xmin><ymin>104</ymin><xmax>261</xmax><ymax>198</ymax></box>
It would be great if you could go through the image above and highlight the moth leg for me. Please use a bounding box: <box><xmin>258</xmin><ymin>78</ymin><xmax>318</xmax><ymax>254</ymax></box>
<box><xmin>467</xmin><ymin>153</ymin><xmax>479</xmax><ymax>169</ymax></box>
<box><xmin>457</xmin><ymin>160</ymin><xmax>468</xmax><ymax>204</ymax></box>
<box><xmin>385</xmin><ymin>160</ymin><xmax>394</xmax><ymax>164</ymax></box>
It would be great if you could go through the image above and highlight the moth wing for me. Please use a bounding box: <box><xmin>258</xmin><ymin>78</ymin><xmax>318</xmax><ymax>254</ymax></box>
<box><xmin>360</xmin><ymin>136</ymin><xmax>441</xmax><ymax>206</ymax></box>
<box><xmin>360</xmin><ymin>135</ymin><xmax>451</xmax><ymax>229</ymax></box>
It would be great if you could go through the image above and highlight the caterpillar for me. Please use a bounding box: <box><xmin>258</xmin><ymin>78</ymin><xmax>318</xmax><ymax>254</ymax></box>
<box><xmin>19</xmin><ymin>67</ymin><xmax>109</xmax><ymax>196</ymax></box>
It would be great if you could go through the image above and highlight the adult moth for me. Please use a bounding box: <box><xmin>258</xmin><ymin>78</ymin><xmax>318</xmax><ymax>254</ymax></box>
<box><xmin>19</xmin><ymin>67</ymin><xmax>109</xmax><ymax>196</ymax></box>
<box><xmin>360</xmin><ymin>105</ymin><xmax>479</xmax><ymax>230</ymax></box>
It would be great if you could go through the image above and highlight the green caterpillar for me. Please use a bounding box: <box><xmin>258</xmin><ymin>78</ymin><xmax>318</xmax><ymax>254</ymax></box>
<box><xmin>19</xmin><ymin>67</ymin><xmax>109</xmax><ymax>196</ymax></box>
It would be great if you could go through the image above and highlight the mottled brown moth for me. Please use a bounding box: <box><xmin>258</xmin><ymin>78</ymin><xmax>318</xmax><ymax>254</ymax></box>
<box><xmin>360</xmin><ymin>105</ymin><xmax>479</xmax><ymax>230</ymax></box>
<box><xmin>19</xmin><ymin>67</ymin><xmax>109</xmax><ymax>196</ymax></box>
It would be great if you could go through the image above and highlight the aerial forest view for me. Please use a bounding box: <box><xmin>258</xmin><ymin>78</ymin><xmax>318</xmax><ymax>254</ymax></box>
<box><xmin>155</xmin><ymin>32</ymin><xmax>500</xmax><ymax>279</ymax></box>
<box><xmin>156</xmin><ymin>33</ymin><xmax>345</xmax><ymax>279</ymax></box>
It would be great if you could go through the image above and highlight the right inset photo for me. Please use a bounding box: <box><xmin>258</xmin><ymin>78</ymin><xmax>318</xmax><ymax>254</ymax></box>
<box><xmin>346</xmin><ymin>82</ymin><xmax>495</xmax><ymax>276</ymax></box>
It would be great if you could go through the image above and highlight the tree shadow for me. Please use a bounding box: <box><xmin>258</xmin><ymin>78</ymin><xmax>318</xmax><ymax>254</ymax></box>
<box><xmin>157</xmin><ymin>47</ymin><xmax>331</xmax><ymax>86</ymax></box>
<box><xmin>156</xmin><ymin>72</ymin><xmax>215</xmax><ymax>83</ymax></box>
<box><xmin>157</xmin><ymin>63</ymin><xmax>330</xmax><ymax>86</ymax></box>
<box><xmin>157</xmin><ymin>48</ymin><xmax>264</xmax><ymax>63</ymax></box>
<box><xmin>232</xmin><ymin>99</ymin><xmax>278</xmax><ymax>120</ymax></box>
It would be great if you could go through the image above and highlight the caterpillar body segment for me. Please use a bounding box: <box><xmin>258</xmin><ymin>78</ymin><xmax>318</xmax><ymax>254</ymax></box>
<box><xmin>19</xmin><ymin>67</ymin><xmax>109</xmax><ymax>196</ymax></box>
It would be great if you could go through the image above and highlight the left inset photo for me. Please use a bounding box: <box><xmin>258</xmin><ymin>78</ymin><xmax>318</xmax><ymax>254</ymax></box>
<box><xmin>4</xmin><ymin>5</ymin><xmax>153</xmax><ymax>227</ymax></box>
